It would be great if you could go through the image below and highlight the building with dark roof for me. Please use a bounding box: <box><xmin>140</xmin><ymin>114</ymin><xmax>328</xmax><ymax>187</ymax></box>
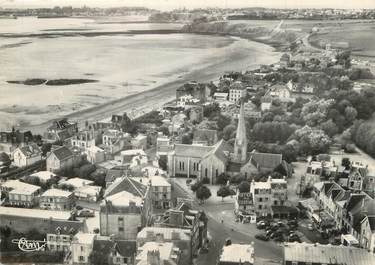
<box><xmin>0</xmin><ymin>129</ymin><xmax>33</xmax><ymax>156</ymax></box>
<box><xmin>46</xmin><ymin>145</ymin><xmax>78</xmax><ymax>173</ymax></box>
<box><xmin>90</xmin><ymin>237</ymin><xmax>136</xmax><ymax>265</ymax></box>
<box><xmin>155</xmin><ymin>202</ymin><xmax>208</xmax><ymax>260</ymax></box>
<box><xmin>101</xmin><ymin>177</ymin><xmax>152</xmax><ymax>240</ymax></box>
<box><xmin>167</xmin><ymin>102</ymin><xmax>285</xmax><ymax>184</ymax></box>
<box><xmin>44</xmin><ymin>118</ymin><xmax>78</xmax><ymax>142</ymax></box>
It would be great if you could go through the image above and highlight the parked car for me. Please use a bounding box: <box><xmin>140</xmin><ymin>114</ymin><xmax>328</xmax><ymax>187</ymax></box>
<box><xmin>79</xmin><ymin>209</ymin><xmax>95</xmax><ymax>217</ymax></box>
<box><xmin>255</xmin><ymin>234</ymin><xmax>269</xmax><ymax>241</ymax></box>
<box><xmin>256</xmin><ymin>221</ymin><xmax>267</xmax><ymax>229</ymax></box>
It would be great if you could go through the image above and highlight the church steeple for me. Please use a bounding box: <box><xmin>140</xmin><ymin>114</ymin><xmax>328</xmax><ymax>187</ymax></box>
<box><xmin>234</xmin><ymin>100</ymin><xmax>247</xmax><ymax>163</ymax></box>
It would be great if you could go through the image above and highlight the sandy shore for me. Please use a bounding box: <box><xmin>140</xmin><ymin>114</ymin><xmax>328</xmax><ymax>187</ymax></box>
<box><xmin>22</xmin><ymin>36</ymin><xmax>280</xmax><ymax>135</ymax></box>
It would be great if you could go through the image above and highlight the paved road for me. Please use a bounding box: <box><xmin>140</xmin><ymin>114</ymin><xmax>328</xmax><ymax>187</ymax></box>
<box><xmin>171</xmin><ymin>179</ymin><xmax>283</xmax><ymax>265</ymax></box>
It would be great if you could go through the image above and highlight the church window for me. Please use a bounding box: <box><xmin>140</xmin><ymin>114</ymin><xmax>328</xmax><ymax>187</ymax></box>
<box><xmin>179</xmin><ymin>162</ymin><xmax>182</xmax><ymax>170</ymax></box>
<box><xmin>215</xmin><ymin>169</ymin><xmax>218</xmax><ymax>177</ymax></box>
<box><xmin>182</xmin><ymin>162</ymin><xmax>185</xmax><ymax>171</ymax></box>
<box><xmin>193</xmin><ymin>163</ymin><xmax>196</xmax><ymax>171</ymax></box>
<box><xmin>205</xmin><ymin>168</ymin><xmax>208</xmax><ymax>177</ymax></box>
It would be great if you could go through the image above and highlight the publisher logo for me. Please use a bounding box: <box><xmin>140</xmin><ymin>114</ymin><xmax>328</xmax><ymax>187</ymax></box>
<box><xmin>11</xmin><ymin>237</ymin><xmax>47</xmax><ymax>252</ymax></box>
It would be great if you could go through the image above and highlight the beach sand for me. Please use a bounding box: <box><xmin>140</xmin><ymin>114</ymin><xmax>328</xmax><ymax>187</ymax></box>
<box><xmin>24</xmin><ymin>37</ymin><xmax>280</xmax><ymax>135</ymax></box>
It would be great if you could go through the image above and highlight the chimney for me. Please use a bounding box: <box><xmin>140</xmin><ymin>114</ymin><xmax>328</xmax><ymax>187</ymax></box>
<box><xmin>147</xmin><ymin>250</ymin><xmax>160</xmax><ymax>265</ymax></box>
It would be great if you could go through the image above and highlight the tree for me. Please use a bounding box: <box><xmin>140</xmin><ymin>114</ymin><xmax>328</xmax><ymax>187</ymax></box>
<box><xmin>191</xmin><ymin>181</ymin><xmax>202</xmax><ymax>192</ymax></box>
<box><xmin>238</xmin><ymin>181</ymin><xmax>250</xmax><ymax>193</ymax></box>
<box><xmin>320</xmin><ymin>119</ymin><xmax>339</xmax><ymax>137</ymax></box>
<box><xmin>341</xmin><ymin>158</ymin><xmax>351</xmax><ymax>170</ymax></box>
<box><xmin>77</xmin><ymin>164</ymin><xmax>96</xmax><ymax>179</ymax></box>
<box><xmin>293</xmin><ymin>126</ymin><xmax>332</xmax><ymax>155</ymax></box>
<box><xmin>181</xmin><ymin>133</ymin><xmax>193</xmax><ymax>144</ymax></box>
<box><xmin>41</xmin><ymin>143</ymin><xmax>52</xmax><ymax>156</ymax></box>
<box><xmin>230</xmin><ymin>174</ymin><xmax>246</xmax><ymax>184</ymax></box>
<box><xmin>216</xmin><ymin>114</ymin><xmax>231</xmax><ymax>131</ymax></box>
<box><xmin>203</xmin><ymin>103</ymin><xmax>220</xmax><ymax>118</ymax></box>
<box><xmin>222</xmin><ymin>124</ymin><xmax>236</xmax><ymax>141</ymax></box>
<box><xmin>216</xmin><ymin>173</ymin><xmax>230</xmax><ymax>185</ymax></box>
<box><xmin>0</xmin><ymin>152</ymin><xmax>11</xmax><ymax>167</ymax></box>
<box><xmin>345</xmin><ymin>106</ymin><xmax>357</xmax><ymax>122</ymax></box>
<box><xmin>217</xmin><ymin>186</ymin><xmax>232</xmax><ymax>202</ymax></box>
<box><xmin>196</xmin><ymin>185</ymin><xmax>211</xmax><ymax>204</ymax></box>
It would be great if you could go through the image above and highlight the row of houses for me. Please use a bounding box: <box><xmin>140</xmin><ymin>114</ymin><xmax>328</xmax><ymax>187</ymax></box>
<box><xmin>0</xmin><ymin>176</ymin><xmax>101</xmax><ymax>209</ymax></box>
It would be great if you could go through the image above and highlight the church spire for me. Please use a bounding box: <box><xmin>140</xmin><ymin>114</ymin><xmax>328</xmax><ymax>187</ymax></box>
<box><xmin>234</xmin><ymin>100</ymin><xmax>247</xmax><ymax>163</ymax></box>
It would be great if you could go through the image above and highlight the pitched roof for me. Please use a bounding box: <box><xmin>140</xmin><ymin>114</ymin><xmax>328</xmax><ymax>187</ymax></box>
<box><xmin>116</xmin><ymin>240</ymin><xmax>137</xmax><ymax>257</ymax></box>
<box><xmin>105</xmin><ymin>168</ymin><xmax>126</xmax><ymax>183</ymax></box>
<box><xmin>17</xmin><ymin>143</ymin><xmax>41</xmax><ymax>157</ymax></box>
<box><xmin>46</xmin><ymin>219</ymin><xmax>85</xmax><ymax>235</ymax></box>
<box><xmin>174</xmin><ymin>144</ymin><xmax>213</xmax><ymax>158</ymax></box>
<box><xmin>93</xmin><ymin>239</ymin><xmax>115</xmax><ymax>253</ymax></box>
<box><xmin>250</xmin><ymin>151</ymin><xmax>282</xmax><ymax>170</ymax></box>
<box><xmin>367</xmin><ymin>216</ymin><xmax>375</xmax><ymax>231</ymax></box>
<box><xmin>42</xmin><ymin>188</ymin><xmax>72</xmax><ymax>198</ymax></box>
<box><xmin>345</xmin><ymin>194</ymin><xmax>367</xmax><ymax>212</ymax></box>
<box><xmin>203</xmin><ymin>139</ymin><xmax>230</xmax><ymax>163</ymax></box>
<box><xmin>104</xmin><ymin>176</ymin><xmax>148</xmax><ymax>198</ymax></box>
<box><xmin>103</xmin><ymin>191</ymin><xmax>143</xmax><ymax>207</ymax></box>
<box><xmin>50</xmin><ymin>146</ymin><xmax>74</xmax><ymax>161</ymax></box>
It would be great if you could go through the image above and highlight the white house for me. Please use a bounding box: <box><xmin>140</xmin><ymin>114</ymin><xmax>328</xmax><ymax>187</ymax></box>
<box><xmin>71</xmin><ymin>232</ymin><xmax>96</xmax><ymax>265</ymax></box>
<box><xmin>12</xmin><ymin>143</ymin><xmax>42</xmax><ymax>168</ymax></box>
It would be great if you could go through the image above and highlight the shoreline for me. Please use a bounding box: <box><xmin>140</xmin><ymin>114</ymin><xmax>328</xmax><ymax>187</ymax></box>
<box><xmin>23</xmin><ymin>37</ymin><xmax>280</xmax><ymax>135</ymax></box>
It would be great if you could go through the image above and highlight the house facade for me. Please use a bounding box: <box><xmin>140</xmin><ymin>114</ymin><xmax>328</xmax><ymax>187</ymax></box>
<box><xmin>12</xmin><ymin>143</ymin><xmax>42</xmax><ymax>168</ymax></box>
<box><xmin>46</xmin><ymin>146</ymin><xmax>76</xmax><ymax>173</ymax></box>
<box><xmin>40</xmin><ymin>188</ymin><xmax>75</xmax><ymax>211</ymax></box>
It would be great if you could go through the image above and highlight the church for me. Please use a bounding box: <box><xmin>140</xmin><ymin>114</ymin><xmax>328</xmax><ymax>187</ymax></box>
<box><xmin>167</xmin><ymin>102</ymin><xmax>283</xmax><ymax>184</ymax></box>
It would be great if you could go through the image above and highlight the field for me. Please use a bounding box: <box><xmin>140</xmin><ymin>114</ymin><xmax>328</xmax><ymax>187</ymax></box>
<box><xmin>309</xmin><ymin>20</ymin><xmax>375</xmax><ymax>58</ymax></box>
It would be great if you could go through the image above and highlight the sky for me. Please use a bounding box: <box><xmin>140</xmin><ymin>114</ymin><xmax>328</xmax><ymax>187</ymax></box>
<box><xmin>1</xmin><ymin>0</ymin><xmax>375</xmax><ymax>10</ymax></box>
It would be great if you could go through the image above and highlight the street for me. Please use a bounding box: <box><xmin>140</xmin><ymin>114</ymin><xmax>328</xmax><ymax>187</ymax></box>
<box><xmin>171</xmin><ymin>178</ymin><xmax>283</xmax><ymax>265</ymax></box>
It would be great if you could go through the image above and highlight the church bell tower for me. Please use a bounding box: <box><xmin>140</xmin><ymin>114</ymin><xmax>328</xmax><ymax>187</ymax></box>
<box><xmin>234</xmin><ymin>100</ymin><xmax>247</xmax><ymax>163</ymax></box>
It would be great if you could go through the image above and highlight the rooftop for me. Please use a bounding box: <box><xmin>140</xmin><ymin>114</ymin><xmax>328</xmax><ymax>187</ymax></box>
<box><xmin>17</xmin><ymin>143</ymin><xmax>42</xmax><ymax>157</ymax></box>
<box><xmin>133</xmin><ymin>176</ymin><xmax>170</xmax><ymax>187</ymax></box>
<box><xmin>136</xmin><ymin>242</ymin><xmax>176</xmax><ymax>262</ymax></box>
<box><xmin>41</xmin><ymin>188</ymin><xmax>72</xmax><ymax>198</ymax></box>
<box><xmin>104</xmin><ymin>176</ymin><xmax>148</xmax><ymax>198</ymax></box>
<box><xmin>30</xmin><ymin>171</ymin><xmax>56</xmax><ymax>181</ymax></box>
<box><xmin>174</xmin><ymin>143</ymin><xmax>213</xmax><ymax>158</ymax></box>
<box><xmin>103</xmin><ymin>190</ymin><xmax>143</xmax><ymax>207</ymax></box>
<box><xmin>50</xmin><ymin>146</ymin><xmax>74</xmax><ymax>161</ymax></box>
<box><xmin>0</xmin><ymin>206</ymin><xmax>71</xmax><ymax>220</ymax></box>
<box><xmin>60</xmin><ymin>177</ymin><xmax>93</xmax><ymax>189</ymax></box>
<box><xmin>2</xmin><ymin>179</ymin><xmax>40</xmax><ymax>195</ymax></box>
<box><xmin>250</xmin><ymin>151</ymin><xmax>282</xmax><ymax>170</ymax></box>
<box><xmin>137</xmin><ymin>227</ymin><xmax>191</xmax><ymax>241</ymax></box>
<box><xmin>284</xmin><ymin>242</ymin><xmax>375</xmax><ymax>265</ymax></box>
<box><xmin>220</xmin><ymin>243</ymin><xmax>254</xmax><ymax>264</ymax></box>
